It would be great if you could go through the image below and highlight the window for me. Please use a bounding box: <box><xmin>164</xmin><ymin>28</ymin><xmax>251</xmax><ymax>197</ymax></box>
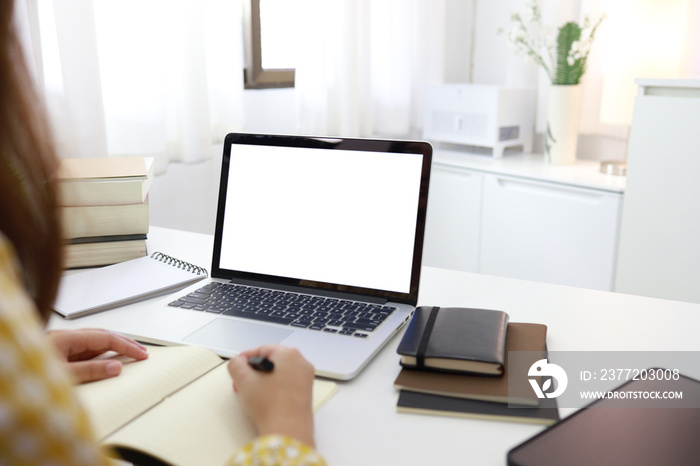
<box><xmin>243</xmin><ymin>0</ymin><xmax>296</xmax><ymax>89</ymax></box>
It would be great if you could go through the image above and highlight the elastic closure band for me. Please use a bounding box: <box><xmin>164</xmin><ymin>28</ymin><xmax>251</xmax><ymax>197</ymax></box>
<box><xmin>416</xmin><ymin>306</ymin><xmax>440</xmax><ymax>368</ymax></box>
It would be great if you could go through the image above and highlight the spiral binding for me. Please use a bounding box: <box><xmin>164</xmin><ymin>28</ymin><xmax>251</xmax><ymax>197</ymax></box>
<box><xmin>150</xmin><ymin>252</ymin><xmax>208</xmax><ymax>277</ymax></box>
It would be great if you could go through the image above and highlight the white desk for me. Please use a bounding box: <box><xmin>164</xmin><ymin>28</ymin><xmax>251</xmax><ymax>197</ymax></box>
<box><xmin>50</xmin><ymin>226</ymin><xmax>700</xmax><ymax>465</ymax></box>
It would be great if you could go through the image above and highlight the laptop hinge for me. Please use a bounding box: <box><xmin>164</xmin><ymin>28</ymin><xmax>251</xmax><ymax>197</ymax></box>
<box><xmin>226</xmin><ymin>277</ymin><xmax>388</xmax><ymax>304</ymax></box>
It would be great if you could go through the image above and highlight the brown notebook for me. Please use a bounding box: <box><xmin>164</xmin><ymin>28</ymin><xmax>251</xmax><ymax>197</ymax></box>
<box><xmin>394</xmin><ymin>322</ymin><xmax>547</xmax><ymax>406</ymax></box>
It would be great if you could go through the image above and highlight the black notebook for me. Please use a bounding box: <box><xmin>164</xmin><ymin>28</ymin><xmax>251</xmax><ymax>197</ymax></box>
<box><xmin>397</xmin><ymin>307</ymin><xmax>509</xmax><ymax>375</ymax></box>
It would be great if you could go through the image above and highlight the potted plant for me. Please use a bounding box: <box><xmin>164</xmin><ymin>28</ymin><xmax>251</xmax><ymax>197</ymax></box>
<box><xmin>500</xmin><ymin>1</ymin><xmax>604</xmax><ymax>164</ymax></box>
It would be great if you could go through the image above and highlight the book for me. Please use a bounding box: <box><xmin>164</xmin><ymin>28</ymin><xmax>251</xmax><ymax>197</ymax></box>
<box><xmin>53</xmin><ymin>252</ymin><xmax>207</xmax><ymax>319</ymax></box>
<box><xmin>75</xmin><ymin>344</ymin><xmax>338</xmax><ymax>466</ymax></box>
<box><xmin>57</xmin><ymin>156</ymin><xmax>154</xmax><ymax>206</ymax></box>
<box><xmin>397</xmin><ymin>306</ymin><xmax>509</xmax><ymax>375</ymax></box>
<box><xmin>397</xmin><ymin>390</ymin><xmax>559</xmax><ymax>425</ymax></box>
<box><xmin>64</xmin><ymin>234</ymin><xmax>148</xmax><ymax>269</ymax></box>
<box><xmin>60</xmin><ymin>199</ymin><xmax>150</xmax><ymax>239</ymax></box>
<box><xmin>394</xmin><ymin>322</ymin><xmax>548</xmax><ymax>406</ymax></box>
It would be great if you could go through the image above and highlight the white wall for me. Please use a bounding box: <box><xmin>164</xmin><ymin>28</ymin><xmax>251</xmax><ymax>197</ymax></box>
<box><xmin>242</xmin><ymin>88</ymin><xmax>297</xmax><ymax>135</ymax></box>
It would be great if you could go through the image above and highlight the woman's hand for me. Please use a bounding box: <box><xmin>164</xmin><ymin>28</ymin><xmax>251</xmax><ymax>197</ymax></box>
<box><xmin>46</xmin><ymin>328</ymin><xmax>149</xmax><ymax>384</ymax></box>
<box><xmin>227</xmin><ymin>344</ymin><xmax>316</xmax><ymax>448</ymax></box>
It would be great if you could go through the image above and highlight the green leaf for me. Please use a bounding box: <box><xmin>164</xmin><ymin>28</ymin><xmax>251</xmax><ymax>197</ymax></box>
<box><xmin>554</xmin><ymin>22</ymin><xmax>582</xmax><ymax>85</ymax></box>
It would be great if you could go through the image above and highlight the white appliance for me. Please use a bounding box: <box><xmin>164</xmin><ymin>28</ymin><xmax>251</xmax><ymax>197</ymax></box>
<box><xmin>423</xmin><ymin>84</ymin><xmax>536</xmax><ymax>158</ymax></box>
<box><xmin>615</xmin><ymin>78</ymin><xmax>700</xmax><ymax>304</ymax></box>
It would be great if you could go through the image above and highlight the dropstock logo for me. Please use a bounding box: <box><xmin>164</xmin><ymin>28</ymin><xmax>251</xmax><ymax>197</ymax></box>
<box><xmin>528</xmin><ymin>358</ymin><xmax>568</xmax><ymax>399</ymax></box>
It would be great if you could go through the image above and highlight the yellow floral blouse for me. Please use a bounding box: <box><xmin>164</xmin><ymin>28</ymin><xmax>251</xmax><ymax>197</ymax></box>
<box><xmin>0</xmin><ymin>234</ymin><xmax>325</xmax><ymax>466</ymax></box>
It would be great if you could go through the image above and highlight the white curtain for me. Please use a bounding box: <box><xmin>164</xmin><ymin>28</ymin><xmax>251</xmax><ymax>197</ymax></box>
<box><xmin>19</xmin><ymin>0</ymin><xmax>695</xmax><ymax>158</ymax></box>
<box><xmin>15</xmin><ymin>0</ymin><xmax>244</xmax><ymax>173</ymax></box>
<box><xmin>292</xmin><ymin>0</ymin><xmax>699</xmax><ymax>144</ymax></box>
<box><xmin>294</xmin><ymin>0</ymin><xmax>446</xmax><ymax>139</ymax></box>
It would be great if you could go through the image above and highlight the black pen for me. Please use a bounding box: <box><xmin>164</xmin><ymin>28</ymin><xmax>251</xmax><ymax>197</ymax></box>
<box><xmin>248</xmin><ymin>356</ymin><xmax>274</xmax><ymax>372</ymax></box>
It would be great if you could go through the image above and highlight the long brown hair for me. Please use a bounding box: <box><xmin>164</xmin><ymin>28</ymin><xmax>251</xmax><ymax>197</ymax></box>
<box><xmin>0</xmin><ymin>0</ymin><xmax>63</xmax><ymax>320</ymax></box>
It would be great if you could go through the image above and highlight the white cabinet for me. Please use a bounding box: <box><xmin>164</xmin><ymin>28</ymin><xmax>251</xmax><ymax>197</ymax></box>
<box><xmin>422</xmin><ymin>150</ymin><xmax>625</xmax><ymax>290</ymax></box>
<box><xmin>480</xmin><ymin>174</ymin><xmax>622</xmax><ymax>290</ymax></box>
<box><xmin>615</xmin><ymin>79</ymin><xmax>700</xmax><ymax>303</ymax></box>
<box><xmin>423</xmin><ymin>165</ymin><xmax>483</xmax><ymax>273</ymax></box>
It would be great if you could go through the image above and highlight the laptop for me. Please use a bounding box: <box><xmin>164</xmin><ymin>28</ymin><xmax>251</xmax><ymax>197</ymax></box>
<box><xmin>84</xmin><ymin>133</ymin><xmax>432</xmax><ymax>380</ymax></box>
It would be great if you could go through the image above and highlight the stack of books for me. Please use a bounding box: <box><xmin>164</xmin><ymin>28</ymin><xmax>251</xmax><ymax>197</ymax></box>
<box><xmin>394</xmin><ymin>307</ymin><xmax>559</xmax><ymax>425</ymax></box>
<box><xmin>56</xmin><ymin>157</ymin><xmax>154</xmax><ymax>269</ymax></box>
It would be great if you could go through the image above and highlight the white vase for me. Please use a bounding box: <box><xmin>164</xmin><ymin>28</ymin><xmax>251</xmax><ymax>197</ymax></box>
<box><xmin>545</xmin><ymin>85</ymin><xmax>583</xmax><ymax>165</ymax></box>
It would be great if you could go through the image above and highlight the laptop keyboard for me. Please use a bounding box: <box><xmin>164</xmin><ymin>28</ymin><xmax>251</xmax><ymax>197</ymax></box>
<box><xmin>167</xmin><ymin>282</ymin><xmax>396</xmax><ymax>338</ymax></box>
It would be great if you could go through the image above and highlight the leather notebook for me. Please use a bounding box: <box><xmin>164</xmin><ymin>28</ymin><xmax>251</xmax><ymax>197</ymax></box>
<box><xmin>397</xmin><ymin>306</ymin><xmax>509</xmax><ymax>375</ymax></box>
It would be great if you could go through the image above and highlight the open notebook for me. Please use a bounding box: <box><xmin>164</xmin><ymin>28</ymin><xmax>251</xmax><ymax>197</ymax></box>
<box><xmin>75</xmin><ymin>344</ymin><xmax>337</xmax><ymax>466</ymax></box>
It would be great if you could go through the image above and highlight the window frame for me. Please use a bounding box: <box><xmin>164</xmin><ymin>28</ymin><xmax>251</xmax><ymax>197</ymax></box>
<box><xmin>243</xmin><ymin>0</ymin><xmax>295</xmax><ymax>89</ymax></box>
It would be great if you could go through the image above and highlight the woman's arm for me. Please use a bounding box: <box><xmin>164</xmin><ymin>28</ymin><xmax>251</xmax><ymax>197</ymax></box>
<box><xmin>227</xmin><ymin>344</ymin><xmax>316</xmax><ymax>448</ymax></box>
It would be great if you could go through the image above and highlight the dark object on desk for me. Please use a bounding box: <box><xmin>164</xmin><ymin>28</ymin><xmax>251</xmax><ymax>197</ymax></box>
<box><xmin>398</xmin><ymin>390</ymin><xmax>559</xmax><ymax>425</ymax></box>
<box><xmin>397</xmin><ymin>306</ymin><xmax>509</xmax><ymax>375</ymax></box>
<box><xmin>248</xmin><ymin>356</ymin><xmax>274</xmax><ymax>372</ymax></box>
<box><xmin>507</xmin><ymin>372</ymin><xmax>700</xmax><ymax>466</ymax></box>
<box><xmin>395</xmin><ymin>322</ymin><xmax>547</xmax><ymax>406</ymax></box>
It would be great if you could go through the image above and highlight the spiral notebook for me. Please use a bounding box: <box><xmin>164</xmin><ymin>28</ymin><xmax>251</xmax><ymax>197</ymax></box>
<box><xmin>53</xmin><ymin>252</ymin><xmax>208</xmax><ymax>319</ymax></box>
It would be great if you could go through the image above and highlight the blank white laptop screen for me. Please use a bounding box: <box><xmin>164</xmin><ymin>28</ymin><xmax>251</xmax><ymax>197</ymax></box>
<box><xmin>219</xmin><ymin>143</ymin><xmax>424</xmax><ymax>294</ymax></box>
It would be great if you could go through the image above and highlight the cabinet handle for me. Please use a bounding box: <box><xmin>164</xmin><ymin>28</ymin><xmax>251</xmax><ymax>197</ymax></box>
<box><xmin>435</xmin><ymin>165</ymin><xmax>481</xmax><ymax>177</ymax></box>
<box><xmin>494</xmin><ymin>177</ymin><xmax>606</xmax><ymax>204</ymax></box>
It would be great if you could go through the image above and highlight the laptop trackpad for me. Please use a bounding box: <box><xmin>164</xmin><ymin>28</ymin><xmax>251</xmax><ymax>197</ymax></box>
<box><xmin>183</xmin><ymin>318</ymin><xmax>293</xmax><ymax>353</ymax></box>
